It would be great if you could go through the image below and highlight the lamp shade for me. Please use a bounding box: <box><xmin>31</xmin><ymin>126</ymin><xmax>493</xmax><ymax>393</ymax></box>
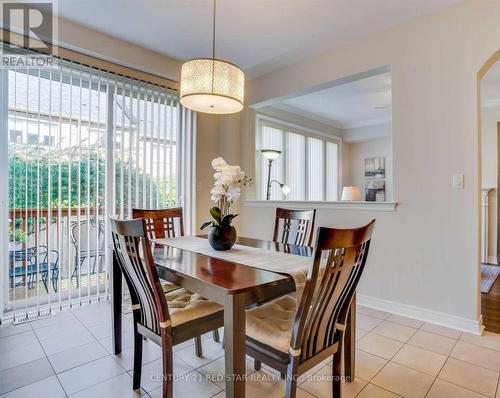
<box><xmin>280</xmin><ymin>184</ymin><xmax>291</xmax><ymax>196</ymax></box>
<box><xmin>260</xmin><ymin>149</ymin><xmax>282</xmax><ymax>160</ymax></box>
<box><xmin>180</xmin><ymin>58</ymin><xmax>244</xmax><ymax>114</ymax></box>
<box><xmin>341</xmin><ymin>186</ymin><xmax>362</xmax><ymax>201</ymax></box>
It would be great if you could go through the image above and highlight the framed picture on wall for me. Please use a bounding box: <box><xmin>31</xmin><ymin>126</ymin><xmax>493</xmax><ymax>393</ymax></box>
<box><xmin>365</xmin><ymin>179</ymin><xmax>385</xmax><ymax>202</ymax></box>
<box><xmin>365</xmin><ymin>157</ymin><xmax>385</xmax><ymax>179</ymax></box>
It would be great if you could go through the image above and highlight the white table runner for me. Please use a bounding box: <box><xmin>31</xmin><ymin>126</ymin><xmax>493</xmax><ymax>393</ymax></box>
<box><xmin>153</xmin><ymin>236</ymin><xmax>312</xmax><ymax>298</ymax></box>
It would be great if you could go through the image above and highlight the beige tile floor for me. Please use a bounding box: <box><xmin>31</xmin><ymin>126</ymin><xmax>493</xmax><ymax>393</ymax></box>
<box><xmin>1</xmin><ymin>302</ymin><xmax>500</xmax><ymax>397</ymax></box>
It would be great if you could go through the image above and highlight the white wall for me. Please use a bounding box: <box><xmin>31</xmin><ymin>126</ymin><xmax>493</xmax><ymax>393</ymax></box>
<box><xmin>236</xmin><ymin>0</ymin><xmax>500</xmax><ymax>332</ymax></box>
<box><xmin>343</xmin><ymin>137</ymin><xmax>393</xmax><ymax>201</ymax></box>
<box><xmin>481</xmin><ymin>104</ymin><xmax>500</xmax><ymax>262</ymax></box>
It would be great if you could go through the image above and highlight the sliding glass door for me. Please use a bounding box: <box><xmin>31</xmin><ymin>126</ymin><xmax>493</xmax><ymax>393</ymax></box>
<box><xmin>1</xmin><ymin>57</ymin><xmax>183</xmax><ymax>322</ymax></box>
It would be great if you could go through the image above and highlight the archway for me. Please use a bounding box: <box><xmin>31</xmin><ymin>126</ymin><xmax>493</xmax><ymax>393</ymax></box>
<box><xmin>478</xmin><ymin>49</ymin><xmax>500</xmax><ymax>333</ymax></box>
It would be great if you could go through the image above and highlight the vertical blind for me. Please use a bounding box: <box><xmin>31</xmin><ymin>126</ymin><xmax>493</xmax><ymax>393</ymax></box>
<box><xmin>258</xmin><ymin>118</ymin><xmax>339</xmax><ymax>201</ymax></box>
<box><xmin>1</xmin><ymin>51</ymin><xmax>192</xmax><ymax>323</ymax></box>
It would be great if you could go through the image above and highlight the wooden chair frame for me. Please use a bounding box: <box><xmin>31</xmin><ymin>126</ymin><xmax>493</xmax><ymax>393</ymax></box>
<box><xmin>110</xmin><ymin>217</ymin><xmax>224</xmax><ymax>398</ymax></box>
<box><xmin>247</xmin><ymin>220</ymin><xmax>375</xmax><ymax>398</ymax></box>
<box><xmin>131</xmin><ymin>207</ymin><xmax>221</xmax><ymax>350</ymax></box>
<box><xmin>132</xmin><ymin>207</ymin><xmax>184</xmax><ymax>240</ymax></box>
<box><xmin>273</xmin><ymin>208</ymin><xmax>316</xmax><ymax>247</ymax></box>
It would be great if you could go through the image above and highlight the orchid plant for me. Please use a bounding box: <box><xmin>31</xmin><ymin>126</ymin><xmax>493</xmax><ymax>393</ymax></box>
<box><xmin>201</xmin><ymin>157</ymin><xmax>252</xmax><ymax>231</ymax></box>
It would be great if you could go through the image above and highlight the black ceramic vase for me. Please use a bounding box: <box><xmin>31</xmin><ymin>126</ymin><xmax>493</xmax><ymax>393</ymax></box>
<box><xmin>208</xmin><ymin>225</ymin><xmax>237</xmax><ymax>251</ymax></box>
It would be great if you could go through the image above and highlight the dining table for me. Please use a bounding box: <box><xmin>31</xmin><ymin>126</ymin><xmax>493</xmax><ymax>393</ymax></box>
<box><xmin>111</xmin><ymin>235</ymin><xmax>356</xmax><ymax>397</ymax></box>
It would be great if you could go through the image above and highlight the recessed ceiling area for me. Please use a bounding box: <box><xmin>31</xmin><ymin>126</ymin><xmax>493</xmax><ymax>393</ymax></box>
<box><xmin>45</xmin><ymin>0</ymin><xmax>459</xmax><ymax>78</ymax></box>
<box><xmin>269</xmin><ymin>71</ymin><xmax>392</xmax><ymax>129</ymax></box>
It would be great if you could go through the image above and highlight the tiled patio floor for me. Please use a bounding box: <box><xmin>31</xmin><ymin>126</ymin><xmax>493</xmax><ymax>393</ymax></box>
<box><xmin>1</xmin><ymin>302</ymin><xmax>500</xmax><ymax>397</ymax></box>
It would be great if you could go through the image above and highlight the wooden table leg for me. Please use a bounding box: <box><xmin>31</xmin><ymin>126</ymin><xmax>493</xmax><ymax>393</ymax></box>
<box><xmin>111</xmin><ymin>251</ymin><xmax>122</xmax><ymax>355</ymax></box>
<box><xmin>224</xmin><ymin>293</ymin><xmax>246</xmax><ymax>398</ymax></box>
<box><xmin>344</xmin><ymin>293</ymin><xmax>356</xmax><ymax>382</ymax></box>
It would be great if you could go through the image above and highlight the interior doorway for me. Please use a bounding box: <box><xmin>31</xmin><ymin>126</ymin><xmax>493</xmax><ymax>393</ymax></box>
<box><xmin>480</xmin><ymin>57</ymin><xmax>500</xmax><ymax>333</ymax></box>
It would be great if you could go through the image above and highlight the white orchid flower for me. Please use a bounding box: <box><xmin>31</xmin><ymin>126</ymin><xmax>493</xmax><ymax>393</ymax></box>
<box><xmin>226</xmin><ymin>186</ymin><xmax>241</xmax><ymax>201</ymax></box>
<box><xmin>211</xmin><ymin>157</ymin><xmax>227</xmax><ymax>170</ymax></box>
<box><xmin>209</xmin><ymin>157</ymin><xmax>251</xmax><ymax>212</ymax></box>
<box><xmin>210</xmin><ymin>185</ymin><xmax>226</xmax><ymax>195</ymax></box>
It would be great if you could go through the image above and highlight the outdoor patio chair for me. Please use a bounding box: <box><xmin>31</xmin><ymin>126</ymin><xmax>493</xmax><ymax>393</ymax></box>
<box><xmin>71</xmin><ymin>218</ymin><xmax>105</xmax><ymax>287</ymax></box>
<box><xmin>9</xmin><ymin>245</ymin><xmax>59</xmax><ymax>293</ymax></box>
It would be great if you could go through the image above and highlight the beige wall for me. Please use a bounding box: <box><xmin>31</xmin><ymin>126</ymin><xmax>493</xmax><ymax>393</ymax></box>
<box><xmin>256</xmin><ymin>106</ymin><xmax>343</xmax><ymax>138</ymax></box>
<box><xmin>51</xmin><ymin>3</ymin><xmax>500</xmax><ymax>330</ymax></box>
<box><xmin>481</xmin><ymin>104</ymin><xmax>500</xmax><ymax>262</ymax></box>
<box><xmin>195</xmin><ymin>113</ymin><xmax>244</xmax><ymax>230</ymax></box>
<box><xmin>236</xmin><ymin>0</ymin><xmax>500</xmax><ymax>330</ymax></box>
<box><xmin>57</xmin><ymin>17</ymin><xmax>181</xmax><ymax>81</ymax></box>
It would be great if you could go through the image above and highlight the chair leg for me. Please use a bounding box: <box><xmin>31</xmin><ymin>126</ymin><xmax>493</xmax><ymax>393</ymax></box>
<box><xmin>162</xmin><ymin>334</ymin><xmax>174</xmax><ymax>398</ymax></box>
<box><xmin>41</xmin><ymin>272</ymin><xmax>49</xmax><ymax>293</ymax></box>
<box><xmin>332</xmin><ymin>341</ymin><xmax>343</xmax><ymax>398</ymax></box>
<box><xmin>52</xmin><ymin>270</ymin><xmax>59</xmax><ymax>292</ymax></box>
<box><xmin>285</xmin><ymin>357</ymin><xmax>299</xmax><ymax>398</ymax></box>
<box><xmin>254</xmin><ymin>360</ymin><xmax>262</xmax><ymax>371</ymax></box>
<box><xmin>71</xmin><ymin>258</ymin><xmax>79</xmax><ymax>288</ymax></box>
<box><xmin>132</xmin><ymin>327</ymin><xmax>143</xmax><ymax>391</ymax></box>
<box><xmin>212</xmin><ymin>328</ymin><xmax>220</xmax><ymax>343</ymax></box>
<box><xmin>195</xmin><ymin>336</ymin><xmax>203</xmax><ymax>357</ymax></box>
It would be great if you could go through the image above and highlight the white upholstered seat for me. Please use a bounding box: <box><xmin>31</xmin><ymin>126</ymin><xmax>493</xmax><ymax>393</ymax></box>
<box><xmin>165</xmin><ymin>288</ymin><xmax>223</xmax><ymax>327</ymax></box>
<box><xmin>246</xmin><ymin>295</ymin><xmax>297</xmax><ymax>354</ymax></box>
<box><xmin>162</xmin><ymin>282</ymin><xmax>180</xmax><ymax>293</ymax></box>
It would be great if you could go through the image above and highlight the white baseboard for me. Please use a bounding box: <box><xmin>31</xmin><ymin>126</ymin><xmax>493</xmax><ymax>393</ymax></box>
<box><xmin>357</xmin><ymin>294</ymin><xmax>484</xmax><ymax>335</ymax></box>
<box><xmin>487</xmin><ymin>256</ymin><xmax>498</xmax><ymax>264</ymax></box>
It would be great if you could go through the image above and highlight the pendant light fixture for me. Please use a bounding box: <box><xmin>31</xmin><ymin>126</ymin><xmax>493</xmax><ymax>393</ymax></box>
<box><xmin>180</xmin><ymin>0</ymin><xmax>244</xmax><ymax>114</ymax></box>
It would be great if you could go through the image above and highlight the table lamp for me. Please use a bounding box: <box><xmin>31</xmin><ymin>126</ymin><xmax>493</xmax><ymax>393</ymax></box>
<box><xmin>341</xmin><ymin>186</ymin><xmax>362</xmax><ymax>201</ymax></box>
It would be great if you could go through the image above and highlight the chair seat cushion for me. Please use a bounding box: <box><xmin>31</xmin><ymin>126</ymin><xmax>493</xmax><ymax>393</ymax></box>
<box><xmin>246</xmin><ymin>295</ymin><xmax>297</xmax><ymax>354</ymax></box>
<box><xmin>161</xmin><ymin>282</ymin><xmax>180</xmax><ymax>293</ymax></box>
<box><xmin>165</xmin><ymin>288</ymin><xmax>223</xmax><ymax>327</ymax></box>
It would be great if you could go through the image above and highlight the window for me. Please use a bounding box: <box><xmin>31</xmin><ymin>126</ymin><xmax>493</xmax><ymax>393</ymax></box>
<box><xmin>2</xmin><ymin>53</ymin><xmax>195</xmax><ymax>322</ymax></box>
<box><xmin>9</xmin><ymin>129</ymin><xmax>22</xmax><ymax>143</ymax></box>
<box><xmin>257</xmin><ymin>117</ymin><xmax>340</xmax><ymax>201</ymax></box>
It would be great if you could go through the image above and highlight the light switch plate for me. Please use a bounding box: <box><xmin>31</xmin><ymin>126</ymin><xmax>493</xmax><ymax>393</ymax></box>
<box><xmin>452</xmin><ymin>173</ymin><xmax>464</xmax><ymax>189</ymax></box>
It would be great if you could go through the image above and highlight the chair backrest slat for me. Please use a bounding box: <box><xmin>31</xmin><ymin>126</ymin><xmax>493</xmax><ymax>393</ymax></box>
<box><xmin>132</xmin><ymin>207</ymin><xmax>184</xmax><ymax>240</ymax></box>
<box><xmin>273</xmin><ymin>208</ymin><xmax>316</xmax><ymax>246</ymax></box>
<box><xmin>110</xmin><ymin>217</ymin><xmax>170</xmax><ymax>336</ymax></box>
<box><xmin>290</xmin><ymin>220</ymin><xmax>375</xmax><ymax>363</ymax></box>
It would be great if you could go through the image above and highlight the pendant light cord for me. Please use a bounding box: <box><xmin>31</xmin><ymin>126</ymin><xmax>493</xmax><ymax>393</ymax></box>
<box><xmin>212</xmin><ymin>0</ymin><xmax>216</xmax><ymax>60</ymax></box>
<box><xmin>211</xmin><ymin>0</ymin><xmax>216</xmax><ymax>95</ymax></box>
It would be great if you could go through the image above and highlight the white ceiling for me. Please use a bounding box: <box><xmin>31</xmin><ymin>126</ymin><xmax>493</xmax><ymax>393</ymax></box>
<box><xmin>275</xmin><ymin>71</ymin><xmax>391</xmax><ymax>128</ymax></box>
<box><xmin>51</xmin><ymin>0</ymin><xmax>459</xmax><ymax>78</ymax></box>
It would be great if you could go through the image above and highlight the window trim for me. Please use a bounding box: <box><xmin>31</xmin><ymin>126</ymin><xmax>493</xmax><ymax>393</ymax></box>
<box><xmin>255</xmin><ymin>114</ymin><xmax>342</xmax><ymax>201</ymax></box>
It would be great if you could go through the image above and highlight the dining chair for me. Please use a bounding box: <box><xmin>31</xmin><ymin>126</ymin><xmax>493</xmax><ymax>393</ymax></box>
<box><xmin>132</xmin><ymin>207</ymin><xmax>221</xmax><ymax>351</ymax></box>
<box><xmin>251</xmin><ymin>207</ymin><xmax>318</xmax><ymax>371</ymax></box>
<box><xmin>273</xmin><ymin>207</ymin><xmax>316</xmax><ymax>247</ymax></box>
<box><xmin>110</xmin><ymin>217</ymin><xmax>224</xmax><ymax>398</ymax></box>
<box><xmin>132</xmin><ymin>207</ymin><xmax>184</xmax><ymax>240</ymax></box>
<box><xmin>246</xmin><ymin>220</ymin><xmax>376</xmax><ymax>398</ymax></box>
<box><xmin>131</xmin><ymin>208</ymin><xmax>184</xmax><ymax>294</ymax></box>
